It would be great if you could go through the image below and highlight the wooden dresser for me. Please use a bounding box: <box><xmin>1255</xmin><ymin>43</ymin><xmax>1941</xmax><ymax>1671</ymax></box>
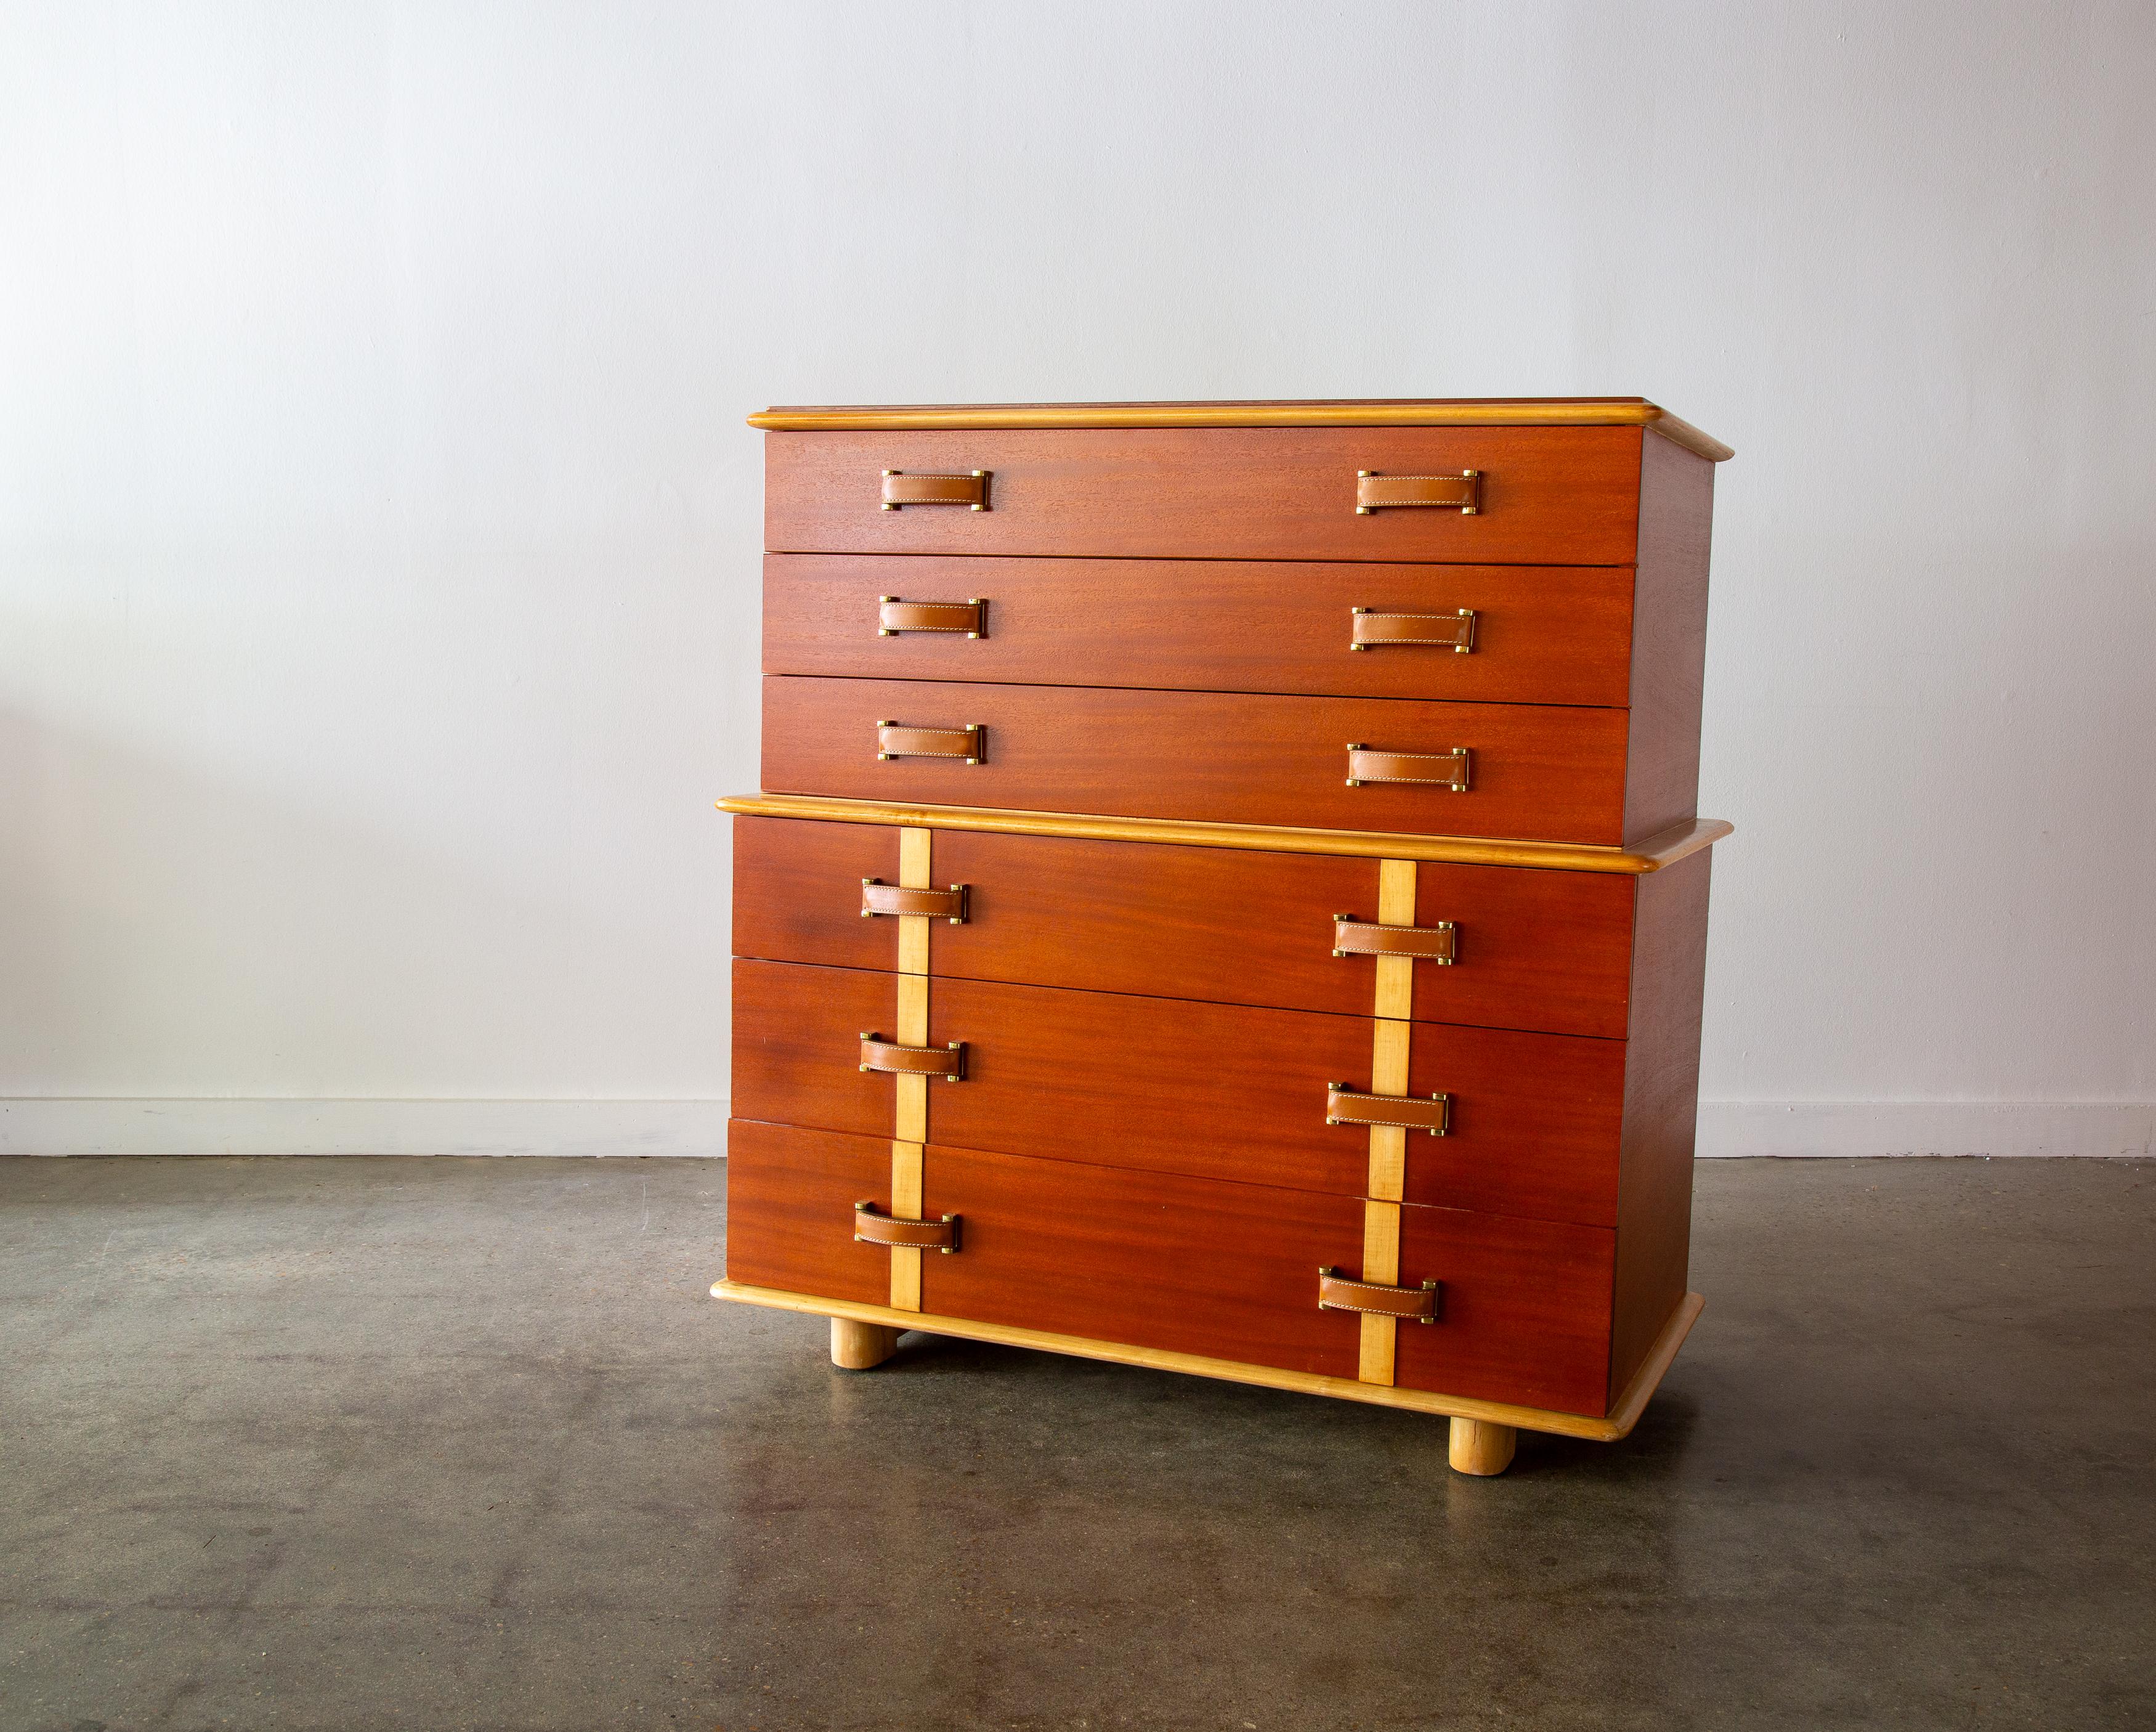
<box><xmin>712</xmin><ymin>398</ymin><xmax>1732</xmax><ymax>1476</ymax></box>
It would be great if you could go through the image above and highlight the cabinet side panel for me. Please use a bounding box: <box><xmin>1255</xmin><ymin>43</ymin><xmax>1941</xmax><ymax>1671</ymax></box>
<box><xmin>1621</xmin><ymin>434</ymin><xmax>1714</xmax><ymax>841</ymax></box>
<box><xmin>1608</xmin><ymin>849</ymin><xmax>1712</xmax><ymax>1405</ymax></box>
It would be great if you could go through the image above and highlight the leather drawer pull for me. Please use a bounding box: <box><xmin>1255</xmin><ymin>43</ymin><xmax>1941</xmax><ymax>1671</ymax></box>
<box><xmin>1326</xmin><ymin>1083</ymin><xmax>1450</xmax><ymax>1136</ymax></box>
<box><xmin>881</xmin><ymin>470</ymin><xmax>989</xmax><ymax>510</ymax></box>
<box><xmin>877</xmin><ymin>721</ymin><xmax>984</xmax><ymax>764</ymax></box>
<box><xmin>1350</xmin><ymin>607</ymin><xmax>1476</xmax><ymax>653</ymax></box>
<box><xmin>859</xmin><ymin>1034</ymin><xmax>967</xmax><ymax>1082</ymax></box>
<box><xmin>1318</xmin><ymin>1267</ymin><xmax>1440</xmax><ymax>1322</ymax></box>
<box><xmin>1355</xmin><ymin>470</ymin><xmax>1480</xmax><ymax>514</ymax></box>
<box><xmin>855</xmin><ymin>1202</ymin><xmax>961</xmax><ymax>1253</ymax></box>
<box><xmin>1345</xmin><ymin>744</ymin><xmax>1470</xmax><ymax>791</ymax></box>
<box><xmin>878</xmin><ymin>596</ymin><xmax>986</xmax><ymax>638</ymax></box>
<box><xmin>861</xmin><ymin>879</ymin><xmax>970</xmax><ymax>923</ymax></box>
<box><xmin>1332</xmin><ymin>916</ymin><xmax>1456</xmax><ymax>965</ymax></box>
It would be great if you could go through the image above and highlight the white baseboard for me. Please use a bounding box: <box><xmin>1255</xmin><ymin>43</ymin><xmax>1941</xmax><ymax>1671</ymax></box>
<box><xmin>3</xmin><ymin>1099</ymin><xmax>2149</xmax><ymax>1160</ymax></box>
<box><xmin>0</xmin><ymin>1099</ymin><xmax>731</xmax><ymax>1157</ymax></box>
<box><xmin>1697</xmin><ymin>1100</ymin><xmax>2155</xmax><ymax>1158</ymax></box>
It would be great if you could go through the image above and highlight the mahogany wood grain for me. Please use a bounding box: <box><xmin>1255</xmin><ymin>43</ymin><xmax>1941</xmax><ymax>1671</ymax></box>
<box><xmin>1607</xmin><ymin>847</ymin><xmax>1712</xmax><ymax>1405</ymax></box>
<box><xmin>764</xmin><ymin>553</ymin><xmax>1635</xmax><ymax>707</ymax></box>
<box><xmin>730</xmin><ymin>957</ymin><xmax>895</xmax><ymax>1141</ymax></box>
<box><xmin>731</xmin><ymin>959</ymin><xmax>1630</xmax><ymax>1224</ymax></box>
<box><xmin>763</xmin><ymin>677</ymin><xmax>1634</xmax><ymax>845</ymax></box>
<box><xmin>764</xmin><ymin>426</ymin><xmax>1645</xmax><ymax>564</ymax></box>
<box><xmin>732</xmin><ymin>816</ymin><xmax>900</xmax><ymax>975</ymax></box>
<box><xmin>864</xmin><ymin>827</ymin><xmax>1629</xmax><ymax>1038</ymax></box>
<box><xmin>1621</xmin><ymin>433</ymin><xmax>1714</xmax><ymax>840</ymax></box>
<box><xmin>1393</xmin><ymin>1201</ymin><xmax>1616</xmax><ymax>1417</ymax></box>
<box><xmin>918</xmin><ymin>1142</ymin><xmax>1366</xmax><ymax>1378</ymax></box>
<box><xmin>723</xmin><ymin>1118</ymin><xmax>893</xmax><ymax>1305</ymax></box>
<box><xmin>1398</xmin><ymin>1016</ymin><xmax>1626</xmax><ymax>1221</ymax></box>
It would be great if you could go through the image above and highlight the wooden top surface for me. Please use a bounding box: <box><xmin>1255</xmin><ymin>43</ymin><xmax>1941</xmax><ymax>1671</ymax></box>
<box><xmin>747</xmin><ymin>397</ymin><xmax>1734</xmax><ymax>461</ymax></box>
<box><xmin>719</xmin><ymin>793</ymin><xmax>1731</xmax><ymax>874</ymax></box>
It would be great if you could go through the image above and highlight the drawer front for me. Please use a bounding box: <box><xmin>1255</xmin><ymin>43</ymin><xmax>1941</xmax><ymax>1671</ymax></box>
<box><xmin>734</xmin><ymin>818</ymin><xmax>1638</xmax><ymax>1039</ymax></box>
<box><xmin>763</xmin><ymin>677</ymin><xmax>1634</xmax><ymax>845</ymax></box>
<box><xmin>731</xmin><ymin>959</ymin><xmax>1627</xmax><ymax>1226</ymax></box>
<box><xmin>723</xmin><ymin>1117</ymin><xmax>893</xmax><ymax>1304</ymax></box>
<box><xmin>765</xmin><ymin>554</ymin><xmax>1635</xmax><ymax>708</ymax></box>
<box><xmin>1390</xmin><ymin>1201</ymin><xmax>1616</xmax><ymax>1415</ymax></box>
<box><xmin>723</xmin><ymin>1121</ymin><xmax>1616</xmax><ymax>1412</ymax></box>
<box><xmin>764</xmin><ymin>426</ymin><xmax>1645</xmax><ymax>565</ymax></box>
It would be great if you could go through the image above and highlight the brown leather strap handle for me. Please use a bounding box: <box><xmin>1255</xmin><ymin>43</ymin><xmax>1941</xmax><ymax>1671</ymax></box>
<box><xmin>877</xmin><ymin>721</ymin><xmax>984</xmax><ymax>764</ymax></box>
<box><xmin>878</xmin><ymin>596</ymin><xmax>986</xmax><ymax>638</ymax></box>
<box><xmin>1332</xmin><ymin>917</ymin><xmax>1456</xmax><ymax>965</ymax></box>
<box><xmin>861</xmin><ymin>879</ymin><xmax>970</xmax><ymax>923</ymax></box>
<box><xmin>882</xmin><ymin>470</ymin><xmax>989</xmax><ymax>510</ymax></box>
<box><xmin>859</xmin><ymin>1035</ymin><xmax>967</xmax><ymax>1082</ymax></box>
<box><xmin>855</xmin><ymin>1203</ymin><xmax>961</xmax><ymax>1253</ymax></box>
<box><xmin>1318</xmin><ymin>1267</ymin><xmax>1440</xmax><ymax>1322</ymax></box>
<box><xmin>1356</xmin><ymin>470</ymin><xmax>1480</xmax><ymax>514</ymax></box>
<box><xmin>1350</xmin><ymin>608</ymin><xmax>1477</xmax><ymax>653</ymax></box>
<box><xmin>1344</xmin><ymin>745</ymin><xmax>1470</xmax><ymax>791</ymax></box>
<box><xmin>1326</xmin><ymin>1083</ymin><xmax>1450</xmax><ymax>1136</ymax></box>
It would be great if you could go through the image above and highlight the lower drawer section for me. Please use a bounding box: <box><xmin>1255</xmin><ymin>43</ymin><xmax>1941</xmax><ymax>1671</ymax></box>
<box><xmin>725</xmin><ymin>1120</ymin><xmax>1619</xmax><ymax>1417</ymax></box>
<box><xmin>732</xmin><ymin>957</ymin><xmax>1626</xmax><ymax>1227</ymax></box>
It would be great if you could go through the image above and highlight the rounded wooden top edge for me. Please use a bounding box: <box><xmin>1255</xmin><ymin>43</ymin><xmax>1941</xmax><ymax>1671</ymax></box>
<box><xmin>747</xmin><ymin>400</ymin><xmax>1733</xmax><ymax>460</ymax></box>
<box><xmin>716</xmin><ymin>794</ymin><xmax>1732</xmax><ymax>874</ymax></box>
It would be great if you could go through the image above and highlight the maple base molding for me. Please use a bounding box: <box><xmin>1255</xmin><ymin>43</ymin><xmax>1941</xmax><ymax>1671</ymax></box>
<box><xmin>1697</xmin><ymin>1100</ymin><xmax>2154</xmax><ymax>1159</ymax></box>
<box><xmin>0</xmin><ymin>1099</ymin><xmax>730</xmax><ymax>1157</ymax></box>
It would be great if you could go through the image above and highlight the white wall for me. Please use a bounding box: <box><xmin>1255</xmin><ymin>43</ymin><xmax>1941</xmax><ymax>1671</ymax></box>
<box><xmin>3</xmin><ymin>1</ymin><xmax>2150</xmax><ymax>1158</ymax></box>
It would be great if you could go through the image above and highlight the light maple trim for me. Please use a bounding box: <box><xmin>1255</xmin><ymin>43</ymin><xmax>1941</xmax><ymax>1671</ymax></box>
<box><xmin>712</xmin><ymin>1281</ymin><xmax>1706</xmax><ymax>1442</ymax></box>
<box><xmin>718</xmin><ymin>795</ymin><xmax>1732</xmax><ymax>876</ymax></box>
<box><xmin>747</xmin><ymin>398</ymin><xmax>1734</xmax><ymax>462</ymax></box>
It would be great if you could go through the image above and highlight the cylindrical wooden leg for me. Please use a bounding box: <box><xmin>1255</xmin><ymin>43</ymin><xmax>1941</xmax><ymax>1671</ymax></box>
<box><xmin>829</xmin><ymin>1317</ymin><xmax>902</xmax><ymax>1370</ymax></box>
<box><xmin>1448</xmin><ymin>1417</ymin><xmax>1518</xmax><ymax>1476</ymax></box>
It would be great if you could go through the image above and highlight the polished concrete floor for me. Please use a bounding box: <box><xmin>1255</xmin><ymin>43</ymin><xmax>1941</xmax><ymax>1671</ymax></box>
<box><xmin>1</xmin><ymin>1155</ymin><xmax>2150</xmax><ymax>1731</ymax></box>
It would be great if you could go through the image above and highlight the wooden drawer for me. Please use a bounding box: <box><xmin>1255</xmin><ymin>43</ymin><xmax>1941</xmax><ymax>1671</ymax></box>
<box><xmin>723</xmin><ymin>1120</ymin><xmax>1617</xmax><ymax>1413</ymax></box>
<box><xmin>764</xmin><ymin>426</ymin><xmax>1647</xmax><ymax>565</ymax></box>
<box><xmin>734</xmin><ymin>816</ymin><xmax>1639</xmax><ymax>1039</ymax></box>
<box><xmin>731</xmin><ymin>959</ymin><xmax>1627</xmax><ymax>1226</ymax></box>
<box><xmin>765</xmin><ymin>554</ymin><xmax>1635</xmax><ymax>708</ymax></box>
<box><xmin>763</xmin><ymin>676</ymin><xmax>1650</xmax><ymax>845</ymax></box>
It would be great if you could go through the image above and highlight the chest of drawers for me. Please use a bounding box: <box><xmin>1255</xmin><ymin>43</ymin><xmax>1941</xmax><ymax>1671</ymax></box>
<box><xmin>712</xmin><ymin>398</ymin><xmax>1732</xmax><ymax>1475</ymax></box>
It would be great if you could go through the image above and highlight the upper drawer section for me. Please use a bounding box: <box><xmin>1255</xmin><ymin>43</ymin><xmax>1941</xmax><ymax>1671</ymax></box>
<box><xmin>764</xmin><ymin>427</ymin><xmax>1647</xmax><ymax>565</ymax></box>
<box><xmin>763</xmin><ymin>676</ymin><xmax>1635</xmax><ymax>846</ymax></box>
<box><xmin>766</xmin><ymin>555</ymin><xmax>1635</xmax><ymax>709</ymax></box>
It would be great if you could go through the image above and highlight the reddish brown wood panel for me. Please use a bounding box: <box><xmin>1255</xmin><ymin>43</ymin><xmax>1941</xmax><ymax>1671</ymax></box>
<box><xmin>1620</xmin><ymin>433</ymin><xmax>1714</xmax><ymax>840</ymax></box>
<box><xmin>723</xmin><ymin>1118</ymin><xmax>894</xmax><ymax>1304</ymax></box>
<box><xmin>1397</xmin><ymin>1017</ymin><xmax>1626</xmax><ymax>1220</ymax></box>
<box><xmin>762</xmin><ymin>677</ymin><xmax>1634</xmax><ymax>845</ymax></box>
<box><xmin>764</xmin><ymin>553</ymin><xmax>1636</xmax><ymax>707</ymax></box>
<box><xmin>928</xmin><ymin>829</ymin><xmax>1380</xmax><ymax>1017</ymax></box>
<box><xmin>932</xmin><ymin>829</ymin><xmax>1637</xmax><ymax>1038</ymax></box>
<box><xmin>730</xmin><ymin>957</ymin><xmax>896</xmax><ymax>1142</ymax></box>
<box><xmin>733</xmin><ymin>816</ymin><xmax>901</xmax><ymax>973</ymax></box>
<box><xmin>763</xmin><ymin>426</ymin><xmax>1645</xmax><ymax>565</ymax></box>
<box><xmin>1607</xmin><ymin>848</ymin><xmax>1711</xmax><ymax>1406</ymax></box>
<box><xmin>918</xmin><ymin>1143</ymin><xmax>1366</xmax><ymax>1378</ymax></box>
<box><xmin>1408</xmin><ymin>855</ymin><xmax>1637</xmax><ymax>1039</ymax></box>
<box><xmin>732</xmin><ymin>820</ymin><xmax>1638</xmax><ymax>1038</ymax></box>
<box><xmin>730</xmin><ymin>959</ymin><xmax>1627</xmax><ymax>1224</ymax></box>
<box><xmin>1393</xmin><ymin>1202</ymin><xmax>1617</xmax><ymax>1416</ymax></box>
